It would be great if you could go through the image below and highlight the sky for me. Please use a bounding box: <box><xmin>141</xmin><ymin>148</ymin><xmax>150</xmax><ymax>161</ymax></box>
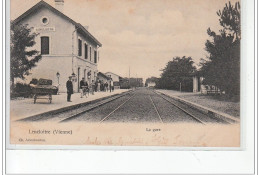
<box><xmin>10</xmin><ymin>0</ymin><xmax>239</xmax><ymax>80</ymax></box>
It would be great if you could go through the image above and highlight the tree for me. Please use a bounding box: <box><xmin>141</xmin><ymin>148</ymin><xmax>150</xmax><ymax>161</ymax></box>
<box><xmin>129</xmin><ymin>78</ymin><xmax>143</xmax><ymax>87</ymax></box>
<box><xmin>157</xmin><ymin>56</ymin><xmax>196</xmax><ymax>92</ymax></box>
<box><xmin>10</xmin><ymin>22</ymin><xmax>42</xmax><ymax>85</ymax></box>
<box><xmin>217</xmin><ymin>1</ymin><xmax>240</xmax><ymax>40</ymax></box>
<box><xmin>199</xmin><ymin>1</ymin><xmax>240</xmax><ymax>97</ymax></box>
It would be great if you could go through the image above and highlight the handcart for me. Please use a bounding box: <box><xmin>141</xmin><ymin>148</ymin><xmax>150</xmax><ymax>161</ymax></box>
<box><xmin>31</xmin><ymin>79</ymin><xmax>58</xmax><ymax>104</ymax></box>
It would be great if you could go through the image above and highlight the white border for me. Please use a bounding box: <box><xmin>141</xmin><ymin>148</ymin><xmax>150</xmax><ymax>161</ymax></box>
<box><xmin>4</xmin><ymin>0</ymin><xmax>256</xmax><ymax>174</ymax></box>
<box><xmin>1</xmin><ymin>0</ymin><xmax>5</xmax><ymax>174</ymax></box>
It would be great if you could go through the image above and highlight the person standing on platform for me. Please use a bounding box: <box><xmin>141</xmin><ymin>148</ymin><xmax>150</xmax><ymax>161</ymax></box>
<box><xmin>91</xmin><ymin>80</ymin><xmax>95</xmax><ymax>95</ymax></box>
<box><xmin>66</xmin><ymin>76</ymin><xmax>73</xmax><ymax>102</ymax></box>
<box><xmin>111</xmin><ymin>79</ymin><xmax>114</xmax><ymax>92</ymax></box>
<box><xmin>100</xmin><ymin>80</ymin><xmax>104</xmax><ymax>91</ymax></box>
<box><xmin>97</xmin><ymin>80</ymin><xmax>101</xmax><ymax>92</ymax></box>
<box><xmin>83</xmin><ymin>80</ymin><xmax>89</xmax><ymax>97</ymax></box>
<box><xmin>79</xmin><ymin>77</ymin><xmax>84</xmax><ymax>98</ymax></box>
<box><xmin>109</xmin><ymin>80</ymin><xmax>112</xmax><ymax>93</ymax></box>
<box><xmin>95</xmin><ymin>80</ymin><xmax>98</xmax><ymax>92</ymax></box>
<box><xmin>105</xmin><ymin>82</ymin><xmax>108</xmax><ymax>92</ymax></box>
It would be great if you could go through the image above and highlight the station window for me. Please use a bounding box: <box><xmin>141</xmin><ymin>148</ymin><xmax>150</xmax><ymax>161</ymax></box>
<box><xmin>42</xmin><ymin>18</ymin><xmax>48</xmax><ymax>24</ymax></box>
<box><xmin>94</xmin><ymin>50</ymin><xmax>97</xmax><ymax>63</ymax></box>
<box><xmin>41</xmin><ymin>36</ymin><xmax>49</xmax><ymax>55</ymax></box>
<box><xmin>78</xmin><ymin>39</ymin><xmax>82</xmax><ymax>56</ymax></box>
<box><xmin>84</xmin><ymin>44</ymin><xmax>88</xmax><ymax>59</ymax></box>
<box><xmin>41</xmin><ymin>16</ymin><xmax>49</xmax><ymax>25</ymax></box>
<box><xmin>90</xmin><ymin>47</ymin><xmax>92</xmax><ymax>61</ymax></box>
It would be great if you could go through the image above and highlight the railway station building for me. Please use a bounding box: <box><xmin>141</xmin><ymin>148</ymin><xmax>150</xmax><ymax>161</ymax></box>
<box><xmin>13</xmin><ymin>0</ymin><xmax>102</xmax><ymax>92</ymax></box>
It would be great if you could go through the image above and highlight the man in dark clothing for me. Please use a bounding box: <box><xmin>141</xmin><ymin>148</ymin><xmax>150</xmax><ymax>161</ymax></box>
<box><xmin>66</xmin><ymin>76</ymin><xmax>73</xmax><ymax>102</ymax></box>
<box><xmin>104</xmin><ymin>82</ymin><xmax>108</xmax><ymax>92</ymax></box>
<box><xmin>85</xmin><ymin>81</ymin><xmax>89</xmax><ymax>96</ymax></box>
<box><xmin>79</xmin><ymin>77</ymin><xmax>85</xmax><ymax>98</ymax></box>
<box><xmin>91</xmin><ymin>80</ymin><xmax>95</xmax><ymax>95</ymax></box>
<box><xmin>95</xmin><ymin>80</ymin><xmax>98</xmax><ymax>92</ymax></box>
<box><xmin>100</xmin><ymin>80</ymin><xmax>104</xmax><ymax>91</ymax></box>
<box><xmin>109</xmin><ymin>80</ymin><xmax>112</xmax><ymax>93</ymax></box>
<box><xmin>80</xmin><ymin>78</ymin><xmax>89</xmax><ymax>98</ymax></box>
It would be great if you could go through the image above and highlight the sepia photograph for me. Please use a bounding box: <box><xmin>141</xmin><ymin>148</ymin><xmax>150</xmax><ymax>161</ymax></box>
<box><xmin>8</xmin><ymin>0</ymin><xmax>241</xmax><ymax>147</ymax></box>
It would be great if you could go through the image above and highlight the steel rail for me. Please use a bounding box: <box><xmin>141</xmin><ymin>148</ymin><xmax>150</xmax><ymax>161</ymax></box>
<box><xmin>99</xmin><ymin>94</ymin><xmax>135</xmax><ymax>123</ymax></box>
<box><xmin>59</xmin><ymin>92</ymin><xmax>132</xmax><ymax>123</ymax></box>
<box><xmin>149</xmin><ymin>95</ymin><xmax>163</xmax><ymax>123</ymax></box>
<box><xmin>153</xmin><ymin>91</ymin><xmax>206</xmax><ymax>124</ymax></box>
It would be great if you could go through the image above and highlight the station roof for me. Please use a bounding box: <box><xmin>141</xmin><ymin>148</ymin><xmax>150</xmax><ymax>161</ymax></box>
<box><xmin>105</xmin><ymin>72</ymin><xmax>124</xmax><ymax>79</ymax></box>
<box><xmin>98</xmin><ymin>72</ymin><xmax>112</xmax><ymax>80</ymax></box>
<box><xmin>12</xmin><ymin>0</ymin><xmax>102</xmax><ymax>47</ymax></box>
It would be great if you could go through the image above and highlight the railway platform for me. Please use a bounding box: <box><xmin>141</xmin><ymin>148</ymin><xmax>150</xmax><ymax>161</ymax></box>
<box><xmin>10</xmin><ymin>89</ymin><xmax>130</xmax><ymax>121</ymax></box>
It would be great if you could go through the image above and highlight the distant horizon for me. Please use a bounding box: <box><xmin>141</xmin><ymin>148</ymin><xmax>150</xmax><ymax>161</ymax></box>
<box><xmin>11</xmin><ymin>0</ymin><xmax>239</xmax><ymax>81</ymax></box>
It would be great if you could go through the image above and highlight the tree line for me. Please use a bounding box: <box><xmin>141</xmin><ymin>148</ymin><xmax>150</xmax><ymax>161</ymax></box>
<box><xmin>150</xmin><ymin>1</ymin><xmax>240</xmax><ymax>98</ymax></box>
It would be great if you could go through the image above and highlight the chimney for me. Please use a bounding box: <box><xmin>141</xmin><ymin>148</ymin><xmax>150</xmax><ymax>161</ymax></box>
<box><xmin>55</xmin><ymin>0</ymin><xmax>64</xmax><ymax>13</ymax></box>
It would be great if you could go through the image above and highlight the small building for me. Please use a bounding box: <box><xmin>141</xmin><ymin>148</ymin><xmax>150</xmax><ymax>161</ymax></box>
<box><xmin>147</xmin><ymin>82</ymin><xmax>156</xmax><ymax>87</ymax></box>
<box><xmin>105</xmin><ymin>72</ymin><xmax>121</xmax><ymax>82</ymax></box>
<box><xmin>192</xmin><ymin>76</ymin><xmax>201</xmax><ymax>93</ymax></box>
<box><xmin>193</xmin><ymin>76</ymin><xmax>221</xmax><ymax>94</ymax></box>
<box><xmin>13</xmin><ymin>0</ymin><xmax>102</xmax><ymax>92</ymax></box>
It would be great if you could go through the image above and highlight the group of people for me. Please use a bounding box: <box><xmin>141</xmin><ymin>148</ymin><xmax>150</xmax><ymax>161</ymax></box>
<box><xmin>94</xmin><ymin>79</ymin><xmax>114</xmax><ymax>92</ymax></box>
<box><xmin>66</xmin><ymin>76</ymin><xmax>114</xmax><ymax>102</ymax></box>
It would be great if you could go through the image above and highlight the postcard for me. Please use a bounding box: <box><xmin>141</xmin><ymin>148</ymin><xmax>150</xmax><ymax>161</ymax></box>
<box><xmin>8</xmin><ymin>0</ymin><xmax>241</xmax><ymax>147</ymax></box>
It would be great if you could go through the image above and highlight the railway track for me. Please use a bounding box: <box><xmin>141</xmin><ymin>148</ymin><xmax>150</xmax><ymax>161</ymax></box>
<box><xmin>152</xmin><ymin>90</ymin><xmax>230</xmax><ymax>124</ymax></box>
<box><xmin>53</xmin><ymin>92</ymin><xmax>136</xmax><ymax>123</ymax></box>
<box><xmin>149</xmin><ymin>94</ymin><xmax>205</xmax><ymax>124</ymax></box>
<box><xmin>19</xmin><ymin>88</ymin><xmax>233</xmax><ymax>124</ymax></box>
<box><xmin>60</xmin><ymin>93</ymin><xmax>135</xmax><ymax>122</ymax></box>
<box><xmin>99</xmin><ymin>94</ymin><xmax>135</xmax><ymax>123</ymax></box>
<box><xmin>19</xmin><ymin>91</ymin><xmax>134</xmax><ymax>122</ymax></box>
<box><xmin>149</xmin><ymin>95</ymin><xmax>164</xmax><ymax>123</ymax></box>
<box><xmin>97</xmin><ymin>90</ymin><xmax>227</xmax><ymax>124</ymax></box>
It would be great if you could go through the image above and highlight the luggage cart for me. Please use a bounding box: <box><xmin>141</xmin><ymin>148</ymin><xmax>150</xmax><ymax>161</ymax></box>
<box><xmin>32</xmin><ymin>92</ymin><xmax>52</xmax><ymax>104</ymax></box>
<box><xmin>31</xmin><ymin>79</ymin><xmax>58</xmax><ymax>104</ymax></box>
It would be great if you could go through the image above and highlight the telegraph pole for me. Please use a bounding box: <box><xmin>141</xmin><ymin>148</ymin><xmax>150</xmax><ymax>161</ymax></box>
<box><xmin>129</xmin><ymin>66</ymin><xmax>130</xmax><ymax>87</ymax></box>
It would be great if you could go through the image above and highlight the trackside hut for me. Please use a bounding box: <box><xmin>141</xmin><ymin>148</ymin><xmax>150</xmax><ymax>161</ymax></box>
<box><xmin>12</xmin><ymin>0</ymin><xmax>102</xmax><ymax>92</ymax></box>
<box><xmin>192</xmin><ymin>72</ymin><xmax>220</xmax><ymax>94</ymax></box>
<box><xmin>147</xmin><ymin>82</ymin><xmax>156</xmax><ymax>87</ymax></box>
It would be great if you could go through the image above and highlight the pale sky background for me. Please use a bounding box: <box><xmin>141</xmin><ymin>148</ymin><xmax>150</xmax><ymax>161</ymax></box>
<box><xmin>10</xmin><ymin>0</ymin><xmax>238</xmax><ymax>80</ymax></box>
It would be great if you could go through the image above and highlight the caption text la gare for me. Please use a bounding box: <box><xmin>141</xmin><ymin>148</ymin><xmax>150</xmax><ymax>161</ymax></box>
<box><xmin>146</xmin><ymin>128</ymin><xmax>161</xmax><ymax>132</ymax></box>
